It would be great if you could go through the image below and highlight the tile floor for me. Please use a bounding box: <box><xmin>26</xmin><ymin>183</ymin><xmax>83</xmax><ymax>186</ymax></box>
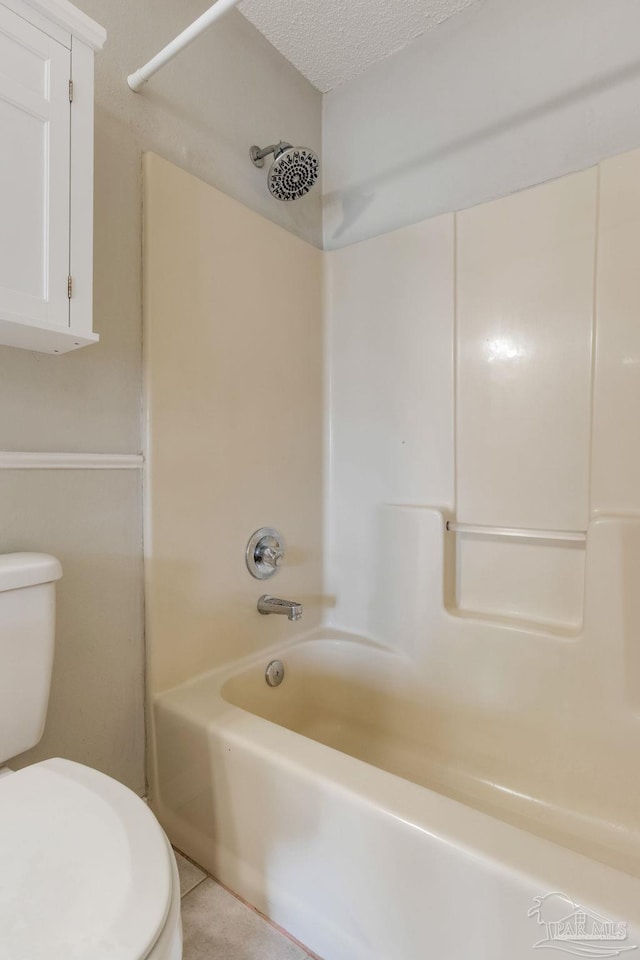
<box><xmin>175</xmin><ymin>850</ymin><xmax>320</xmax><ymax>960</ymax></box>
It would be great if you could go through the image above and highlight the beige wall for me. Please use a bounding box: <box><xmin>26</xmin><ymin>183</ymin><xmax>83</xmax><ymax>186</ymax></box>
<box><xmin>7</xmin><ymin>1</ymin><xmax>321</xmax><ymax>794</ymax></box>
<box><xmin>144</xmin><ymin>153</ymin><xmax>324</xmax><ymax>695</ymax></box>
<box><xmin>5</xmin><ymin>471</ymin><xmax>144</xmax><ymax>788</ymax></box>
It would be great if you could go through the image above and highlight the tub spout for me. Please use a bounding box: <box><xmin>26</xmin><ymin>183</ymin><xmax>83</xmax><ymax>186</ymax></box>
<box><xmin>257</xmin><ymin>595</ymin><xmax>303</xmax><ymax>622</ymax></box>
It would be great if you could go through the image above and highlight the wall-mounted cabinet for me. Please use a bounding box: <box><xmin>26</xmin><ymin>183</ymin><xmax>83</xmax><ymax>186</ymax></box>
<box><xmin>0</xmin><ymin>0</ymin><xmax>105</xmax><ymax>354</ymax></box>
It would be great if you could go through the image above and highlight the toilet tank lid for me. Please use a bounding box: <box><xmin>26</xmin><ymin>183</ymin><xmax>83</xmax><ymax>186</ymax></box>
<box><xmin>0</xmin><ymin>553</ymin><xmax>62</xmax><ymax>592</ymax></box>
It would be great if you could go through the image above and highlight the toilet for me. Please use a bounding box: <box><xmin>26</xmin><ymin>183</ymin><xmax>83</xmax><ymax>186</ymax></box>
<box><xmin>0</xmin><ymin>553</ymin><xmax>182</xmax><ymax>960</ymax></box>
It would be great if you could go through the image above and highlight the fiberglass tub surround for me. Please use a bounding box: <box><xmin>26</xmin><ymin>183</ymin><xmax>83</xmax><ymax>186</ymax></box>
<box><xmin>145</xmin><ymin>148</ymin><xmax>640</xmax><ymax>960</ymax></box>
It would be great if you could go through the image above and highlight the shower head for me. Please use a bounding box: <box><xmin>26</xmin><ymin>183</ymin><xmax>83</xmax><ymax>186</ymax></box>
<box><xmin>250</xmin><ymin>141</ymin><xmax>319</xmax><ymax>201</ymax></box>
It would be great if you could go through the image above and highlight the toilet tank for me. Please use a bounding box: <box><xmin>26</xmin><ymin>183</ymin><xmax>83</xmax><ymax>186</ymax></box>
<box><xmin>0</xmin><ymin>554</ymin><xmax>62</xmax><ymax>764</ymax></box>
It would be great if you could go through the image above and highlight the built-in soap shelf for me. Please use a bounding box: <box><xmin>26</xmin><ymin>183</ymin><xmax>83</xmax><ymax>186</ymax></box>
<box><xmin>445</xmin><ymin>518</ymin><xmax>586</xmax><ymax>636</ymax></box>
<box><xmin>450</xmin><ymin>605</ymin><xmax>582</xmax><ymax>639</ymax></box>
<box><xmin>445</xmin><ymin>521</ymin><xmax>586</xmax><ymax>543</ymax></box>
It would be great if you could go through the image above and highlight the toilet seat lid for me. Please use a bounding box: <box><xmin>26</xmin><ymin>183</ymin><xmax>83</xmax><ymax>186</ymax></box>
<box><xmin>0</xmin><ymin>758</ymin><xmax>173</xmax><ymax>960</ymax></box>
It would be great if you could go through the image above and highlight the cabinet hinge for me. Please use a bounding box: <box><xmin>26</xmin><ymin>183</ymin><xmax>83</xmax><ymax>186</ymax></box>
<box><xmin>67</xmin><ymin>276</ymin><xmax>73</xmax><ymax>299</ymax></box>
<box><xmin>69</xmin><ymin>79</ymin><xmax>74</xmax><ymax>102</ymax></box>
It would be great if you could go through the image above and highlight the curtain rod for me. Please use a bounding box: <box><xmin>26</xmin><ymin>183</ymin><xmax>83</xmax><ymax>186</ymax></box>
<box><xmin>127</xmin><ymin>0</ymin><xmax>240</xmax><ymax>92</ymax></box>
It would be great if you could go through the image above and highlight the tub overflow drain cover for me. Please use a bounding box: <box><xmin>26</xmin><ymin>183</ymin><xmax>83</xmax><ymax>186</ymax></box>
<box><xmin>265</xmin><ymin>660</ymin><xmax>285</xmax><ymax>687</ymax></box>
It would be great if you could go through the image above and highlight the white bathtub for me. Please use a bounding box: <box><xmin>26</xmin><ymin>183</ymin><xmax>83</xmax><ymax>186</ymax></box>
<box><xmin>152</xmin><ymin>633</ymin><xmax>640</xmax><ymax>960</ymax></box>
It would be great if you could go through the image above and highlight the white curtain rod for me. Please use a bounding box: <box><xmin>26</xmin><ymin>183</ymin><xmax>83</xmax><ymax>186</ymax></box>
<box><xmin>127</xmin><ymin>0</ymin><xmax>240</xmax><ymax>92</ymax></box>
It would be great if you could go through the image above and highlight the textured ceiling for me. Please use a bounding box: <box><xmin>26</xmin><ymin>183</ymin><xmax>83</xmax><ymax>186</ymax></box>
<box><xmin>238</xmin><ymin>0</ymin><xmax>480</xmax><ymax>92</ymax></box>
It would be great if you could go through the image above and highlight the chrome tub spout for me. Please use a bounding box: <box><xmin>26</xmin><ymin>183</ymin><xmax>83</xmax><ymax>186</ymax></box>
<box><xmin>257</xmin><ymin>595</ymin><xmax>303</xmax><ymax>622</ymax></box>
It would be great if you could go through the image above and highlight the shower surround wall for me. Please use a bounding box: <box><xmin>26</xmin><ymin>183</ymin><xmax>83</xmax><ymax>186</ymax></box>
<box><xmin>143</xmin><ymin>154</ymin><xmax>324</xmax><ymax>698</ymax></box>
<box><xmin>146</xmin><ymin>145</ymin><xmax>640</xmax><ymax>872</ymax></box>
<box><xmin>325</xmin><ymin>148</ymin><xmax>640</xmax><ymax>866</ymax></box>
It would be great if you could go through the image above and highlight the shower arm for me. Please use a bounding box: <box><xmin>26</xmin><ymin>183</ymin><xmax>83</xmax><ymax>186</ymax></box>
<box><xmin>127</xmin><ymin>0</ymin><xmax>240</xmax><ymax>92</ymax></box>
<box><xmin>250</xmin><ymin>142</ymin><xmax>292</xmax><ymax>168</ymax></box>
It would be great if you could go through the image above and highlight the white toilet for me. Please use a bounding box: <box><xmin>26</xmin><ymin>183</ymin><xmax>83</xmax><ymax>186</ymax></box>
<box><xmin>0</xmin><ymin>553</ymin><xmax>183</xmax><ymax>960</ymax></box>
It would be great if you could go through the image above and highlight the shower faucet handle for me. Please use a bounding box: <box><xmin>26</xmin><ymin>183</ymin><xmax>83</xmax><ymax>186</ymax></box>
<box><xmin>258</xmin><ymin>544</ymin><xmax>284</xmax><ymax>568</ymax></box>
<box><xmin>246</xmin><ymin>528</ymin><xmax>286</xmax><ymax>580</ymax></box>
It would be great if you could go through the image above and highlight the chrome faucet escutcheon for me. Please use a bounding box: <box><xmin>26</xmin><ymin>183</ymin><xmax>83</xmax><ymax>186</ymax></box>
<box><xmin>246</xmin><ymin>528</ymin><xmax>286</xmax><ymax>580</ymax></box>
<box><xmin>257</xmin><ymin>595</ymin><xmax>303</xmax><ymax>622</ymax></box>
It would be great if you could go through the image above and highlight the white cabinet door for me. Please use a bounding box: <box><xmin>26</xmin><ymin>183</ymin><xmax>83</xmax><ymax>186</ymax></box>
<box><xmin>0</xmin><ymin>3</ymin><xmax>70</xmax><ymax>332</ymax></box>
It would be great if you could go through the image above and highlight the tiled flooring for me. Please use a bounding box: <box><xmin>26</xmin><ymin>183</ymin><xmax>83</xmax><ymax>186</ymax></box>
<box><xmin>175</xmin><ymin>851</ymin><xmax>319</xmax><ymax>960</ymax></box>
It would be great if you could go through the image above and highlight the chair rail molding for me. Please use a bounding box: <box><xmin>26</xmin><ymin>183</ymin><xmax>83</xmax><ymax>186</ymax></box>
<box><xmin>0</xmin><ymin>452</ymin><xmax>143</xmax><ymax>469</ymax></box>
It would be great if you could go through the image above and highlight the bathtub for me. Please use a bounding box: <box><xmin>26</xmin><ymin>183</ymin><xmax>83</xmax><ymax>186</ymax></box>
<box><xmin>152</xmin><ymin>633</ymin><xmax>640</xmax><ymax>960</ymax></box>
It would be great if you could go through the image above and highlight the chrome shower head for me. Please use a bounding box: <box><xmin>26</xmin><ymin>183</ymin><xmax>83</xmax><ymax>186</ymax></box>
<box><xmin>250</xmin><ymin>141</ymin><xmax>319</xmax><ymax>201</ymax></box>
